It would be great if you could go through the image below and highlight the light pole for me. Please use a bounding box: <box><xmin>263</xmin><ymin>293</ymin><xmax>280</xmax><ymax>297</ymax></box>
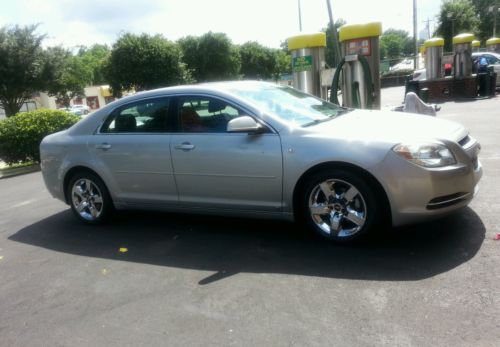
<box><xmin>298</xmin><ymin>0</ymin><xmax>303</xmax><ymax>32</ymax></box>
<box><xmin>489</xmin><ymin>4</ymin><xmax>499</xmax><ymax>37</ymax></box>
<box><xmin>413</xmin><ymin>0</ymin><xmax>418</xmax><ymax>69</ymax></box>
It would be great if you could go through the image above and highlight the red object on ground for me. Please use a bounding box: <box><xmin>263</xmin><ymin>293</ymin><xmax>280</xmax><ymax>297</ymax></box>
<box><xmin>494</xmin><ymin>233</ymin><xmax>500</xmax><ymax>241</ymax></box>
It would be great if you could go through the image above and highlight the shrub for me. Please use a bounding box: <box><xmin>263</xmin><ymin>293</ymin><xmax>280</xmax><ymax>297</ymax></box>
<box><xmin>0</xmin><ymin>109</ymin><xmax>79</xmax><ymax>165</ymax></box>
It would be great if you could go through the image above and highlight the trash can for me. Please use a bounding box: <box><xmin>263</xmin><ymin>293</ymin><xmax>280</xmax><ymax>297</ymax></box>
<box><xmin>419</xmin><ymin>88</ymin><xmax>429</xmax><ymax>103</ymax></box>
<box><xmin>477</xmin><ymin>73</ymin><xmax>490</xmax><ymax>97</ymax></box>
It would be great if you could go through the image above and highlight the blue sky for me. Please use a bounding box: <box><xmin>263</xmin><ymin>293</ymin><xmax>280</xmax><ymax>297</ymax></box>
<box><xmin>0</xmin><ymin>0</ymin><xmax>441</xmax><ymax>48</ymax></box>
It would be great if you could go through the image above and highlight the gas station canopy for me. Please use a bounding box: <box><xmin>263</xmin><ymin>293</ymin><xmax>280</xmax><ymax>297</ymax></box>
<box><xmin>452</xmin><ymin>33</ymin><xmax>475</xmax><ymax>45</ymax></box>
<box><xmin>424</xmin><ymin>38</ymin><xmax>444</xmax><ymax>48</ymax></box>
<box><xmin>287</xmin><ymin>33</ymin><xmax>326</xmax><ymax>50</ymax></box>
<box><xmin>338</xmin><ymin>22</ymin><xmax>382</xmax><ymax>42</ymax></box>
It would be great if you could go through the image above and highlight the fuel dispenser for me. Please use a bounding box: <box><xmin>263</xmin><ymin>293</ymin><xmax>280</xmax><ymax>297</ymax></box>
<box><xmin>453</xmin><ymin>33</ymin><xmax>475</xmax><ymax>78</ymax></box>
<box><xmin>486</xmin><ymin>37</ymin><xmax>500</xmax><ymax>53</ymax></box>
<box><xmin>424</xmin><ymin>38</ymin><xmax>444</xmax><ymax>80</ymax></box>
<box><xmin>288</xmin><ymin>33</ymin><xmax>327</xmax><ymax>99</ymax></box>
<box><xmin>330</xmin><ymin>22</ymin><xmax>382</xmax><ymax>109</ymax></box>
<box><xmin>472</xmin><ymin>40</ymin><xmax>480</xmax><ymax>52</ymax></box>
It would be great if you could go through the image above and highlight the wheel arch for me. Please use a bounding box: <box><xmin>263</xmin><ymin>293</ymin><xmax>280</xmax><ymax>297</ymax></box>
<box><xmin>292</xmin><ymin>161</ymin><xmax>392</xmax><ymax>225</ymax></box>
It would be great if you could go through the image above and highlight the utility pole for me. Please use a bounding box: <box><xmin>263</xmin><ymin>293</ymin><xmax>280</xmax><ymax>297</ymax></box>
<box><xmin>413</xmin><ymin>0</ymin><xmax>418</xmax><ymax>69</ymax></box>
<box><xmin>423</xmin><ymin>18</ymin><xmax>432</xmax><ymax>39</ymax></box>
<box><xmin>298</xmin><ymin>0</ymin><xmax>303</xmax><ymax>32</ymax></box>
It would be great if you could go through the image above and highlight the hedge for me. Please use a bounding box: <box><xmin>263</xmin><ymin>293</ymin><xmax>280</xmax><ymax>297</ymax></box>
<box><xmin>0</xmin><ymin>109</ymin><xmax>79</xmax><ymax>165</ymax></box>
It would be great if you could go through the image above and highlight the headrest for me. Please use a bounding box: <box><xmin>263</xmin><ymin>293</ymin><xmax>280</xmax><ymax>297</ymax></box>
<box><xmin>208</xmin><ymin>99</ymin><xmax>226</xmax><ymax>113</ymax></box>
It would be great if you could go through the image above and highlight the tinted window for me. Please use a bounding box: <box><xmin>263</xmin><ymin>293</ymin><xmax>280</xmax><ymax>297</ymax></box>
<box><xmin>485</xmin><ymin>55</ymin><xmax>500</xmax><ymax>65</ymax></box>
<box><xmin>101</xmin><ymin>98</ymin><xmax>170</xmax><ymax>133</ymax></box>
<box><xmin>178</xmin><ymin>97</ymin><xmax>242</xmax><ymax>133</ymax></box>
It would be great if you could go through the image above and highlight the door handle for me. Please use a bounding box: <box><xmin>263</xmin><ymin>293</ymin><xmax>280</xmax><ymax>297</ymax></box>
<box><xmin>174</xmin><ymin>142</ymin><xmax>196</xmax><ymax>151</ymax></box>
<box><xmin>95</xmin><ymin>143</ymin><xmax>112</xmax><ymax>150</ymax></box>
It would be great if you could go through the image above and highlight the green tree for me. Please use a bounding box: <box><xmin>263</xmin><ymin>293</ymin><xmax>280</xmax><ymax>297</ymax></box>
<box><xmin>239</xmin><ymin>41</ymin><xmax>276</xmax><ymax>80</ymax></box>
<box><xmin>45</xmin><ymin>47</ymin><xmax>92</xmax><ymax>107</ymax></box>
<box><xmin>323</xmin><ymin>19</ymin><xmax>345</xmax><ymax>68</ymax></box>
<box><xmin>471</xmin><ymin>0</ymin><xmax>499</xmax><ymax>42</ymax></box>
<box><xmin>380</xmin><ymin>34</ymin><xmax>404</xmax><ymax>60</ymax></box>
<box><xmin>77</xmin><ymin>44</ymin><xmax>110</xmax><ymax>85</ymax></box>
<box><xmin>105</xmin><ymin>33</ymin><xmax>189</xmax><ymax>96</ymax></box>
<box><xmin>272</xmin><ymin>49</ymin><xmax>292</xmax><ymax>81</ymax></box>
<box><xmin>436</xmin><ymin>0</ymin><xmax>480</xmax><ymax>51</ymax></box>
<box><xmin>0</xmin><ymin>25</ymin><xmax>51</xmax><ymax>117</ymax></box>
<box><xmin>178</xmin><ymin>32</ymin><xmax>240</xmax><ymax>82</ymax></box>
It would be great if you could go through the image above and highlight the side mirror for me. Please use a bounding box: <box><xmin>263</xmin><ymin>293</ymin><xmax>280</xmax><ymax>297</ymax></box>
<box><xmin>227</xmin><ymin>116</ymin><xmax>267</xmax><ymax>134</ymax></box>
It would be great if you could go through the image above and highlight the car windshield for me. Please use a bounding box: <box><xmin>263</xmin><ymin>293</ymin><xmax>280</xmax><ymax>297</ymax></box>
<box><xmin>227</xmin><ymin>84</ymin><xmax>345</xmax><ymax>127</ymax></box>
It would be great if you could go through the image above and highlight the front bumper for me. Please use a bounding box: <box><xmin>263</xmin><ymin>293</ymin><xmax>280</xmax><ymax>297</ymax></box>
<box><xmin>373</xmin><ymin>137</ymin><xmax>482</xmax><ymax>227</ymax></box>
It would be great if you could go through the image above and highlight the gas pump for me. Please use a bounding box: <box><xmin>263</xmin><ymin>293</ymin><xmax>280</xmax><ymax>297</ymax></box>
<box><xmin>453</xmin><ymin>33</ymin><xmax>475</xmax><ymax>78</ymax></box>
<box><xmin>330</xmin><ymin>22</ymin><xmax>382</xmax><ymax>109</ymax></box>
<box><xmin>288</xmin><ymin>33</ymin><xmax>327</xmax><ymax>99</ymax></box>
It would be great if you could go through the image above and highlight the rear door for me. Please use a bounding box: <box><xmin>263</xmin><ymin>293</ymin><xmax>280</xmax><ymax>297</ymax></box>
<box><xmin>170</xmin><ymin>95</ymin><xmax>283</xmax><ymax>212</ymax></box>
<box><xmin>87</xmin><ymin>97</ymin><xmax>178</xmax><ymax>206</ymax></box>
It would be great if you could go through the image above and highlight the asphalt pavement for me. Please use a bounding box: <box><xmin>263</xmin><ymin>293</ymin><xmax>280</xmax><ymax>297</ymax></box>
<box><xmin>0</xmin><ymin>88</ymin><xmax>499</xmax><ymax>346</ymax></box>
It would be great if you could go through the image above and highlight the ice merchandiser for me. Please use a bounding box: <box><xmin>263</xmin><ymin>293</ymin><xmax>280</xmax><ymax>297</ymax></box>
<box><xmin>332</xmin><ymin>22</ymin><xmax>382</xmax><ymax>109</ymax></box>
<box><xmin>288</xmin><ymin>33</ymin><xmax>327</xmax><ymax>98</ymax></box>
<box><xmin>424</xmin><ymin>38</ymin><xmax>444</xmax><ymax>80</ymax></box>
<box><xmin>453</xmin><ymin>33</ymin><xmax>475</xmax><ymax>78</ymax></box>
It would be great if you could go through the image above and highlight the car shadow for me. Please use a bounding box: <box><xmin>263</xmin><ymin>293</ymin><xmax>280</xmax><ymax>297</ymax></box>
<box><xmin>9</xmin><ymin>207</ymin><xmax>485</xmax><ymax>284</ymax></box>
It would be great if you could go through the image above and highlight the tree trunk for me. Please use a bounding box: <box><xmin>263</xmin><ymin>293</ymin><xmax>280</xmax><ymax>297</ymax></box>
<box><xmin>3</xmin><ymin>100</ymin><xmax>24</xmax><ymax>117</ymax></box>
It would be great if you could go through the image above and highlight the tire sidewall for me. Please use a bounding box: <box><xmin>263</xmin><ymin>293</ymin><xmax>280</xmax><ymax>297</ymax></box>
<box><xmin>299</xmin><ymin>169</ymin><xmax>378</xmax><ymax>242</ymax></box>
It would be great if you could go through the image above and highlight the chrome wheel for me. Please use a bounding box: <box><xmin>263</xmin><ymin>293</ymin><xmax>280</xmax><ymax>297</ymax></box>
<box><xmin>71</xmin><ymin>178</ymin><xmax>104</xmax><ymax>221</ymax></box>
<box><xmin>308</xmin><ymin>178</ymin><xmax>367</xmax><ymax>238</ymax></box>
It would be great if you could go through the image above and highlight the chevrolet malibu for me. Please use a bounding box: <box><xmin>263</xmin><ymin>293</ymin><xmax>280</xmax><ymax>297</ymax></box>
<box><xmin>40</xmin><ymin>81</ymin><xmax>482</xmax><ymax>242</ymax></box>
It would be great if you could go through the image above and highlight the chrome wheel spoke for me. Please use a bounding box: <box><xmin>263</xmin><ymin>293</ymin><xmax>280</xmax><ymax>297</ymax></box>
<box><xmin>92</xmin><ymin>195</ymin><xmax>103</xmax><ymax>204</ymax></box>
<box><xmin>76</xmin><ymin>201</ymin><xmax>87</xmax><ymax>212</ymax></box>
<box><xmin>319</xmin><ymin>182</ymin><xmax>335</xmax><ymax>200</ymax></box>
<box><xmin>310</xmin><ymin>203</ymin><xmax>330</xmax><ymax>215</ymax></box>
<box><xmin>345</xmin><ymin>207</ymin><xmax>365</xmax><ymax>227</ymax></box>
<box><xmin>89</xmin><ymin>205</ymin><xmax>99</xmax><ymax>218</ymax></box>
<box><xmin>329</xmin><ymin>212</ymin><xmax>342</xmax><ymax>235</ymax></box>
<box><xmin>74</xmin><ymin>185</ymin><xmax>85</xmax><ymax>199</ymax></box>
<box><xmin>343</xmin><ymin>186</ymin><xmax>359</xmax><ymax>202</ymax></box>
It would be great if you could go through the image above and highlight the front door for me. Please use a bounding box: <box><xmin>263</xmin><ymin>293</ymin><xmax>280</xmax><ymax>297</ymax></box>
<box><xmin>170</xmin><ymin>95</ymin><xmax>283</xmax><ymax>212</ymax></box>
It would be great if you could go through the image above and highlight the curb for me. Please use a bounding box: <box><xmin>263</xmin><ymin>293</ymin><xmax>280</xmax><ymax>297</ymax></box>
<box><xmin>0</xmin><ymin>164</ymin><xmax>41</xmax><ymax>179</ymax></box>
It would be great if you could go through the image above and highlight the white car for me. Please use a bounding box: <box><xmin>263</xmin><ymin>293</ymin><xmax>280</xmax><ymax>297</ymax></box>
<box><xmin>71</xmin><ymin>104</ymin><xmax>91</xmax><ymax>114</ymax></box>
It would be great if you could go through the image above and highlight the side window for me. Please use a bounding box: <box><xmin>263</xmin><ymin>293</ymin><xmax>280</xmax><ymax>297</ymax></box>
<box><xmin>178</xmin><ymin>97</ymin><xmax>242</xmax><ymax>133</ymax></box>
<box><xmin>486</xmin><ymin>55</ymin><xmax>499</xmax><ymax>65</ymax></box>
<box><xmin>101</xmin><ymin>98</ymin><xmax>170</xmax><ymax>133</ymax></box>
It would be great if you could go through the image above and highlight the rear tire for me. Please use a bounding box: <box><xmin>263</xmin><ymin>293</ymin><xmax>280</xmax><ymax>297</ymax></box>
<box><xmin>299</xmin><ymin>169</ymin><xmax>379</xmax><ymax>242</ymax></box>
<box><xmin>67</xmin><ymin>172</ymin><xmax>113</xmax><ymax>224</ymax></box>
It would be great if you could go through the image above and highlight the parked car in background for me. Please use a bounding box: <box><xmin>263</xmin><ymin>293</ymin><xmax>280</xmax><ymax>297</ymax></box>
<box><xmin>58</xmin><ymin>107</ymin><xmax>85</xmax><ymax>117</ymax></box>
<box><xmin>40</xmin><ymin>81</ymin><xmax>482</xmax><ymax>242</ymax></box>
<box><xmin>70</xmin><ymin>104</ymin><xmax>91</xmax><ymax>114</ymax></box>
<box><xmin>472</xmin><ymin>52</ymin><xmax>500</xmax><ymax>86</ymax></box>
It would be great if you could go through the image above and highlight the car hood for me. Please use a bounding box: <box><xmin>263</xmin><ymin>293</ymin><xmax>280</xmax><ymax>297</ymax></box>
<box><xmin>305</xmin><ymin>109</ymin><xmax>468</xmax><ymax>144</ymax></box>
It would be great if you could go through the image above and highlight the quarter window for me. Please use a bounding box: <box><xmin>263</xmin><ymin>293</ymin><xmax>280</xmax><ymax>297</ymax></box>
<box><xmin>101</xmin><ymin>98</ymin><xmax>170</xmax><ymax>133</ymax></box>
<box><xmin>178</xmin><ymin>97</ymin><xmax>243</xmax><ymax>133</ymax></box>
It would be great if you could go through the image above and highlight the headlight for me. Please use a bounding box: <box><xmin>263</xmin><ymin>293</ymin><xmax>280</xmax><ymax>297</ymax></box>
<box><xmin>393</xmin><ymin>143</ymin><xmax>456</xmax><ymax>168</ymax></box>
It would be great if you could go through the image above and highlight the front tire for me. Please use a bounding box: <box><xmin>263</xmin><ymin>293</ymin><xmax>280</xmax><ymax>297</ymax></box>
<box><xmin>67</xmin><ymin>172</ymin><xmax>112</xmax><ymax>224</ymax></box>
<box><xmin>300</xmin><ymin>169</ymin><xmax>379</xmax><ymax>242</ymax></box>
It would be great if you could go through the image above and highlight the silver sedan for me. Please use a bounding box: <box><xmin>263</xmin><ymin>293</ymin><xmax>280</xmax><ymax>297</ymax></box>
<box><xmin>40</xmin><ymin>81</ymin><xmax>482</xmax><ymax>242</ymax></box>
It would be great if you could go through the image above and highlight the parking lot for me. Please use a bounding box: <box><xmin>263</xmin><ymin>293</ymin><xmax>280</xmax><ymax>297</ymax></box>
<box><xmin>0</xmin><ymin>88</ymin><xmax>499</xmax><ymax>346</ymax></box>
